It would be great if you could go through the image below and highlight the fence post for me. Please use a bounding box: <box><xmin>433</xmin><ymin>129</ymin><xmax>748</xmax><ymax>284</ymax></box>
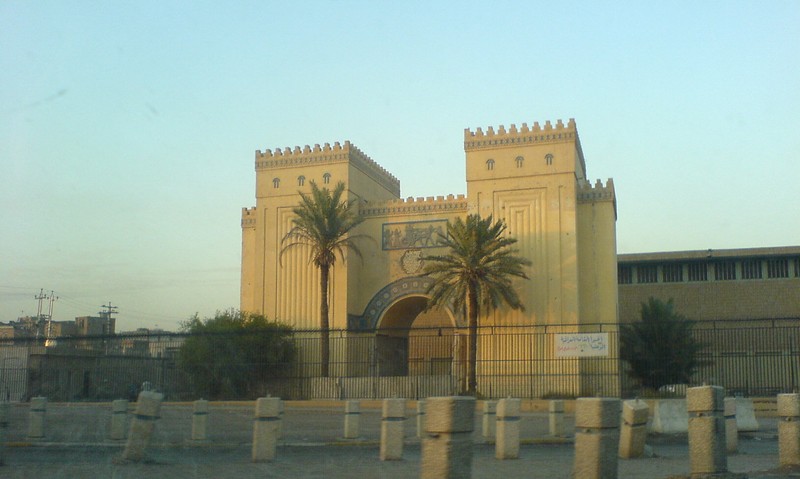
<box><xmin>482</xmin><ymin>400</ymin><xmax>496</xmax><ymax>440</ymax></box>
<box><xmin>344</xmin><ymin>400</ymin><xmax>360</xmax><ymax>439</ymax></box>
<box><xmin>417</xmin><ymin>400</ymin><xmax>426</xmax><ymax>439</ymax></box>
<box><xmin>574</xmin><ymin>397</ymin><xmax>620</xmax><ymax>479</ymax></box>
<box><xmin>495</xmin><ymin>398</ymin><xmax>520</xmax><ymax>459</ymax></box>
<box><xmin>549</xmin><ymin>400</ymin><xmax>565</xmax><ymax>437</ymax></box>
<box><xmin>252</xmin><ymin>397</ymin><xmax>281</xmax><ymax>462</ymax></box>
<box><xmin>778</xmin><ymin>393</ymin><xmax>800</xmax><ymax>467</ymax></box>
<box><xmin>380</xmin><ymin>398</ymin><xmax>406</xmax><ymax>460</ymax></box>
<box><xmin>724</xmin><ymin>397</ymin><xmax>738</xmax><ymax>454</ymax></box>
<box><xmin>619</xmin><ymin>398</ymin><xmax>648</xmax><ymax>459</ymax></box>
<box><xmin>421</xmin><ymin>396</ymin><xmax>475</xmax><ymax>479</ymax></box>
<box><xmin>121</xmin><ymin>391</ymin><xmax>163</xmax><ymax>462</ymax></box>
<box><xmin>27</xmin><ymin>396</ymin><xmax>47</xmax><ymax>440</ymax></box>
<box><xmin>192</xmin><ymin>399</ymin><xmax>209</xmax><ymax>441</ymax></box>
<box><xmin>110</xmin><ymin>399</ymin><xmax>128</xmax><ymax>441</ymax></box>
<box><xmin>687</xmin><ymin>385</ymin><xmax>729</xmax><ymax>477</ymax></box>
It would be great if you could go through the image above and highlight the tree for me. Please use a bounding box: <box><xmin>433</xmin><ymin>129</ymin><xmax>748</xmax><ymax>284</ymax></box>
<box><xmin>177</xmin><ymin>310</ymin><xmax>295</xmax><ymax>399</ymax></box>
<box><xmin>620</xmin><ymin>297</ymin><xmax>710</xmax><ymax>392</ymax></box>
<box><xmin>281</xmin><ymin>181</ymin><xmax>365</xmax><ymax>377</ymax></box>
<box><xmin>421</xmin><ymin>214</ymin><xmax>531</xmax><ymax>395</ymax></box>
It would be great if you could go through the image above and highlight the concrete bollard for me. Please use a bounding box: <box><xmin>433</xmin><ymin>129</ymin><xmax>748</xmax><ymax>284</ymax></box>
<box><xmin>650</xmin><ymin>399</ymin><xmax>688</xmax><ymax>433</ymax></box>
<box><xmin>252</xmin><ymin>397</ymin><xmax>281</xmax><ymax>462</ymax></box>
<box><xmin>734</xmin><ymin>397</ymin><xmax>759</xmax><ymax>432</ymax></box>
<box><xmin>495</xmin><ymin>398</ymin><xmax>521</xmax><ymax>459</ymax></box>
<box><xmin>574</xmin><ymin>397</ymin><xmax>620</xmax><ymax>479</ymax></box>
<box><xmin>482</xmin><ymin>401</ymin><xmax>496</xmax><ymax>440</ymax></box>
<box><xmin>687</xmin><ymin>385</ymin><xmax>731</xmax><ymax>477</ymax></box>
<box><xmin>619</xmin><ymin>398</ymin><xmax>648</xmax><ymax>459</ymax></box>
<box><xmin>192</xmin><ymin>399</ymin><xmax>209</xmax><ymax>441</ymax></box>
<box><xmin>421</xmin><ymin>396</ymin><xmax>475</xmax><ymax>479</ymax></box>
<box><xmin>344</xmin><ymin>400</ymin><xmax>360</xmax><ymax>439</ymax></box>
<box><xmin>380</xmin><ymin>398</ymin><xmax>406</xmax><ymax>461</ymax></box>
<box><xmin>417</xmin><ymin>400</ymin><xmax>426</xmax><ymax>439</ymax></box>
<box><xmin>0</xmin><ymin>402</ymin><xmax>9</xmax><ymax>466</ymax></box>
<box><xmin>549</xmin><ymin>400</ymin><xmax>565</xmax><ymax>437</ymax></box>
<box><xmin>121</xmin><ymin>391</ymin><xmax>163</xmax><ymax>462</ymax></box>
<box><xmin>277</xmin><ymin>399</ymin><xmax>284</xmax><ymax>438</ymax></box>
<box><xmin>724</xmin><ymin>397</ymin><xmax>738</xmax><ymax>454</ymax></box>
<box><xmin>778</xmin><ymin>393</ymin><xmax>800</xmax><ymax>467</ymax></box>
<box><xmin>27</xmin><ymin>396</ymin><xmax>47</xmax><ymax>439</ymax></box>
<box><xmin>110</xmin><ymin>399</ymin><xmax>129</xmax><ymax>441</ymax></box>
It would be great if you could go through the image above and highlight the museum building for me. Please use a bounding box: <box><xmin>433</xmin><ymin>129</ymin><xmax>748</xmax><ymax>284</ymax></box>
<box><xmin>240</xmin><ymin>119</ymin><xmax>619</xmax><ymax>397</ymax></box>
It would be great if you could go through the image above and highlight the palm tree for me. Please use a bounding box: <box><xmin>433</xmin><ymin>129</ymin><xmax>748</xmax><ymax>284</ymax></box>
<box><xmin>422</xmin><ymin>214</ymin><xmax>530</xmax><ymax>395</ymax></box>
<box><xmin>281</xmin><ymin>181</ymin><xmax>365</xmax><ymax>377</ymax></box>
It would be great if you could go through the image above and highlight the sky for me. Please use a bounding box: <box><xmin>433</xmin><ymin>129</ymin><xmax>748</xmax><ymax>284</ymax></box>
<box><xmin>1</xmin><ymin>1</ymin><xmax>798</xmax><ymax>331</ymax></box>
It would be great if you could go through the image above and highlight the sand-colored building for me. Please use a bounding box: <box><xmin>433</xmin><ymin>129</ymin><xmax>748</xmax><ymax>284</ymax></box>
<box><xmin>618</xmin><ymin>247</ymin><xmax>800</xmax><ymax>323</ymax></box>
<box><xmin>240</xmin><ymin>119</ymin><xmax>619</xmax><ymax>397</ymax></box>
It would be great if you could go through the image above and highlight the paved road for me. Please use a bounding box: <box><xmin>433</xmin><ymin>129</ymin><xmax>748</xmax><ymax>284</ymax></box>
<box><xmin>1</xmin><ymin>401</ymin><xmax>798</xmax><ymax>478</ymax></box>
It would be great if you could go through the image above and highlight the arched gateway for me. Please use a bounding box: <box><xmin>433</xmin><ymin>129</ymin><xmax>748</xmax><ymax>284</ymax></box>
<box><xmin>240</xmin><ymin>119</ymin><xmax>620</xmax><ymax>397</ymax></box>
<box><xmin>361</xmin><ymin>277</ymin><xmax>462</xmax><ymax>377</ymax></box>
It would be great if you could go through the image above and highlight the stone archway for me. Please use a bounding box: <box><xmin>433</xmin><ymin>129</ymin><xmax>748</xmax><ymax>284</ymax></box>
<box><xmin>374</xmin><ymin>295</ymin><xmax>462</xmax><ymax>377</ymax></box>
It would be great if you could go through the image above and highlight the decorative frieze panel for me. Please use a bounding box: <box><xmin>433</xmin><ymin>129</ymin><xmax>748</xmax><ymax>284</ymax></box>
<box><xmin>382</xmin><ymin>220</ymin><xmax>447</xmax><ymax>250</ymax></box>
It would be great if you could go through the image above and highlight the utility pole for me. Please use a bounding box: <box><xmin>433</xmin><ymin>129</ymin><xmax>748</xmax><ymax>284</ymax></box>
<box><xmin>99</xmin><ymin>302</ymin><xmax>118</xmax><ymax>354</ymax></box>
<box><xmin>99</xmin><ymin>302</ymin><xmax>118</xmax><ymax>330</ymax></box>
<box><xmin>45</xmin><ymin>291</ymin><xmax>58</xmax><ymax>347</ymax></box>
<box><xmin>34</xmin><ymin>289</ymin><xmax>47</xmax><ymax>339</ymax></box>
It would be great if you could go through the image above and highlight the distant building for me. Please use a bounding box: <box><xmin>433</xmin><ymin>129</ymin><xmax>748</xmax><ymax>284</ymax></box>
<box><xmin>45</xmin><ymin>321</ymin><xmax>78</xmax><ymax>338</ymax></box>
<box><xmin>0</xmin><ymin>323</ymin><xmax>15</xmax><ymax>339</ymax></box>
<box><xmin>618</xmin><ymin>246</ymin><xmax>800</xmax><ymax>322</ymax></box>
<box><xmin>75</xmin><ymin>316</ymin><xmax>115</xmax><ymax>336</ymax></box>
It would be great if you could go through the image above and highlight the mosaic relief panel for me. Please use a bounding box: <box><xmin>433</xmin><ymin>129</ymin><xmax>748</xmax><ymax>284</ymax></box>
<box><xmin>382</xmin><ymin>220</ymin><xmax>446</xmax><ymax>250</ymax></box>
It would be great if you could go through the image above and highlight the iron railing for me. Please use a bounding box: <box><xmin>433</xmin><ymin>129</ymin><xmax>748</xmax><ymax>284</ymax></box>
<box><xmin>0</xmin><ymin>319</ymin><xmax>797</xmax><ymax>401</ymax></box>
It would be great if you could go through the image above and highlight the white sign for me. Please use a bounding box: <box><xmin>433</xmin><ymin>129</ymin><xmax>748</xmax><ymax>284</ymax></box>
<box><xmin>554</xmin><ymin>333</ymin><xmax>610</xmax><ymax>357</ymax></box>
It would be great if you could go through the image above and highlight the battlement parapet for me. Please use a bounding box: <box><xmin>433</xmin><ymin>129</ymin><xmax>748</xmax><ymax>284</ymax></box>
<box><xmin>464</xmin><ymin>118</ymin><xmax>578</xmax><ymax>151</ymax></box>
<box><xmin>255</xmin><ymin>141</ymin><xmax>400</xmax><ymax>196</ymax></box>
<box><xmin>241</xmin><ymin>207</ymin><xmax>257</xmax><ymax>228</ymax></box>
<box><xmin>360</xmin><ymin>194</ymin><xmax>468</xmax><ymax>217</ymax></box>
<box><xmin>577</xmin><ymin>178</ymin><xmax>616</xmax><ymax>204</ymax></box>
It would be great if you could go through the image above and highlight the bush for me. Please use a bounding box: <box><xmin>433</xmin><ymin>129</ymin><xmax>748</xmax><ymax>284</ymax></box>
<box><xmin>177</xmin><ymin>310</ymin><xmax>295</xmax><ymax>399</ymax></box>
<box><xmin>620</xmin><ymin>297</ymin><xmax>709</xmax><ymax>391</ymax></box>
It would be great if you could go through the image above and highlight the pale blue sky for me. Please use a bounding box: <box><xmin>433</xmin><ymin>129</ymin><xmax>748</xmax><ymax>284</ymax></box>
<box><xmin>2</xmin><ymin>1</ymin><xmax>798</xmax><ymax>330</ymax></box>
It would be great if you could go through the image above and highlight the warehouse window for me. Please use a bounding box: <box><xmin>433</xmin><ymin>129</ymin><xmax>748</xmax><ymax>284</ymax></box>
<box><xmin>637</xmin><ymin>265</ymin><xmax>658</xmax><ymax>284</ymax></box>
<box><xmin>714</xmin><ymin>261</ymin><xmax>736</xmax><ymax>281</ymax></box>
<box><xmin>688</xmin><ymin>262</ymin><xmax>708</xmax><ymax>282</ymax></box>
<box><xmin>618</xmin><ymin>265</ymin><xmax>632</xmax><ymax>284</ymax></box>
<box><xmin>742</xmin><ymin>259</ymin><xmax>763</xmax><ymax>280</ymax></box>
<box><xmin>767</xmin><ymin>258</ymin><xmax>789</xmax><ymax>278</ymax></box>
<box><xmin>662</xmin><ymin>263</ymin><xmax>683</xmax><ymax>283</ymax></box>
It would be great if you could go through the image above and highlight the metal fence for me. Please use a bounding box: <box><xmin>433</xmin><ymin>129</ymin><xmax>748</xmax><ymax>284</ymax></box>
<box><xmin>0</xmin><ymin>319</ymin><xmax>797</xmax><ymax>401</ymax></box>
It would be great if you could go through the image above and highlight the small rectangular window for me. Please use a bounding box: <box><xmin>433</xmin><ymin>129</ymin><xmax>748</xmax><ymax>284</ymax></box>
<box><xmin>767</xmin><ymin>258</ymin><xmax>789</xmax><ymax>278</ymax></box>
<box><xmin>662</xmin><ymin>263</ymin><xmax>683</xmax><ymax>283</ymax></box>
<box><xmin>714</xmin><ymin>261</ymin><xmax>736</xmax><ymax>281</ymax></box>
<box><xmin>618</xmin><ymin>265</ymin><xmax>632</xmax><ymax>284</ymax></box>
<box><xmin>636</xmin><ymin>265</ymin><xmax>658</xmax><ymax>284</ymax></box>
<box><xmin>688</xmin><ymin>262</ymin><xmax>708</xmax><ymax>282</ymax></box>
<box><xmin>742</xmin><ymin>259</ymin><xmax>762</xmax><ymax>279</ymax></box>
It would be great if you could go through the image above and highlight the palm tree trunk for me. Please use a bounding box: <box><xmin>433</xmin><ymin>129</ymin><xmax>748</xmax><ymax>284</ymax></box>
<box><xmin>466</xmin><ymin>283</ymin><xmax>479</xmax><ymax>396</ymax></box>
<box><xmin>319</xmin><ymin>263</ymin><xmax>330</xmax><ymax>378</ymax></box>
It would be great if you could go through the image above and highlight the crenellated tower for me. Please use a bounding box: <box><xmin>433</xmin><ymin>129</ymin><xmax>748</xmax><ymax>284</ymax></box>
<box><xmin>464</xmin><ymin>118</ymin><xmax>617</xmax><ymax>327</ymax></box>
